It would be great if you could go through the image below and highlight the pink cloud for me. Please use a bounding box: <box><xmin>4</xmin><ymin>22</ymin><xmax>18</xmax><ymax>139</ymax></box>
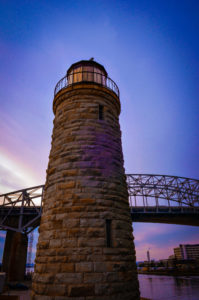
<box><xmin>133</xmin><ymin>223</ymin><xmax>174</xmax><ymax>243</ymax></box>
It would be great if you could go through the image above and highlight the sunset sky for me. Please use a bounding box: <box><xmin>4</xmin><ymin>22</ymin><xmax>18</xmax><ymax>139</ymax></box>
<box><xmin>0</xmin><ymin>0</ymin><xmax>199</xmax><ymax>261</ymax></box>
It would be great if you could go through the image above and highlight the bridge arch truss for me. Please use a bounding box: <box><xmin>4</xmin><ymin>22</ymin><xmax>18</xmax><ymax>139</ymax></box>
<box><xmin>127</xmin><ymin>174</ymin><xmax>199</xmax><ymax>209</ymax></box>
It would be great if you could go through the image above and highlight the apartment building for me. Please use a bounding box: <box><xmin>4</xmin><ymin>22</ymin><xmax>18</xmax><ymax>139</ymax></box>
<box><xmin>174</xmin><ymin>244</ymin><xmax>199</xmax><ymax>260</ymax></box>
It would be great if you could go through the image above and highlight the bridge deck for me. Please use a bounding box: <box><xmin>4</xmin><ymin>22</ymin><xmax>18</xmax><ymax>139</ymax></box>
<box><xmin>131</xmin><ymin>206</ymin><xmax>199</xmax><ymax>226</ymax></box>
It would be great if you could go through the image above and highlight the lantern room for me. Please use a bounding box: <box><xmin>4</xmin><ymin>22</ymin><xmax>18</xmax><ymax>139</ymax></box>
<box><xmin>67</xmin><ymin>59</ymin><xmax>107</xmax><ymax>85</ymax></box>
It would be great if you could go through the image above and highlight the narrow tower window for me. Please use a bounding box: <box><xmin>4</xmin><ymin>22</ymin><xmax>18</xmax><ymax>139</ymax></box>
<box><xmin>99</xmin><ymin>104</ymin><xmax>104</xmax><ymax>120</ymax></box>
<box><xmin>106</xmin><ymin>219</ymin><xmax>112</xmax><ymax>247</ymax></box>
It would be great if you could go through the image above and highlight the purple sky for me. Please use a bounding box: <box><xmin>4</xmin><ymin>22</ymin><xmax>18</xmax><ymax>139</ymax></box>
<box><xmin>0</xmin><ymin>0</ymin><xmax>199</xmax><ymax>261</ymax></box>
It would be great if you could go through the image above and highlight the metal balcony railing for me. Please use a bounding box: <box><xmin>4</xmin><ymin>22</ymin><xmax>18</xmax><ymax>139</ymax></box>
<box><xmin>54</xmin><ymin>71</ymin><xmax>120</xmax><ymax>98</ymax></box>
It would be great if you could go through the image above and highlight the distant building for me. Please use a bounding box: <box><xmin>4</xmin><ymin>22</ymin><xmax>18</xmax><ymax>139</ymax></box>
<box><xmin>147</xmin><ymin>250</ymin><xmax>150</xmax><ymax>263</ymax></box>
<box><xmin>168</xmin><ymin>255</ymin><xmax>175</xmax><ymax>260</ymax></box>
<box><xmin>174</xmin><ymin>247</ymin><xmax>183</xmax><ymax>259</ymax></box>
<box><xmin>174</xmin><ymin>244</ymin><xmax>199</xmax><ymax>260</ymax></box>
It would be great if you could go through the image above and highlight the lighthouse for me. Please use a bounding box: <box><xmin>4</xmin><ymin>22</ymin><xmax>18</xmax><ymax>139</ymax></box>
<box><xmin>32</xmin><ymin>60</ymin><xmax>140</xmax><ymax>299</ymax></box>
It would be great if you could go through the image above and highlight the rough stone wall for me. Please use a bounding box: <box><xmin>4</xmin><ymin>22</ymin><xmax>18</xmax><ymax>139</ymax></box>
<box><xmin>32</xmin><ymin>85</ymin><xmax>140</xmax><ymax>299</ymax></box>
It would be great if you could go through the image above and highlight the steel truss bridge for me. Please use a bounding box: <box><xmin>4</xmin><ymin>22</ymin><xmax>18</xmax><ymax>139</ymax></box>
<box><xmin>0</xmin><ymin>174</ymin><xmax>199</xmax><ymax>233</ymax></box>
<box><xmin>127</xmin><ymin>174</ymin><xmax>199</xmax><ymax>226</ymax></box>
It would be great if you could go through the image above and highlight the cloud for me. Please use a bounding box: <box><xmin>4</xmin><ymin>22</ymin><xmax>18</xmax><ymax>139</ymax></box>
<box><xmin>135</xmin><ymin>241</ymin><xmax>174</xmax><ymax>261</ymax></box>
<box><xmin>0</xmin><ymin>150</ymin><xmax>39</xmax><ymax>194</ymax></box>
<box><xmin>135</xmin><ymin>234</ymin><xmax>199</xmax><ymax>262</ymax></box>
<box><xmin>133</xmin><ymin>223</ymin><xmax>174</xmax><ymax>243</ymax></box>
<box><xmin>0</xmin><ymin>110</ymin><xmax>48</xmax><ymax>194</ymax></box>
<box><xmin>133</xmin><ymin>223</ymin><xmax>199</xmax><ymax>261</ymax></box>
<box><xmin>133</xmin><ymin>223</ymin><xmax>175</xmax><ymax>260</ymax></box>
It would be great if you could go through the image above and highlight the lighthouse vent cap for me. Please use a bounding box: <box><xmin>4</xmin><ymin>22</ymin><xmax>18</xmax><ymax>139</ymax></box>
<box><xmin>67</xmin><ymin>59</ymin><xmax>108</xmax><ymax>77</ymax></box>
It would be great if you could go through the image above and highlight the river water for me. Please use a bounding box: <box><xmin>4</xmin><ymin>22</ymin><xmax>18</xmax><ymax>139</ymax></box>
<box><xmin>26</xmin><ymin>269</ymin><xmax>199</xmax><ymax>299</ymax></box>
<box><xmin>138</xmin><ymin>274</ymin><xmax>199</xmax><ymax>300</ymax></box>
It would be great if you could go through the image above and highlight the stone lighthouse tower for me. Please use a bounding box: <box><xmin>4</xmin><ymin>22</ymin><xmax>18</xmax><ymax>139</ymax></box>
<box><xmin>32</xmin><ymin>60</ymin><xmax>140</xmax><ymax>299</ymax></box>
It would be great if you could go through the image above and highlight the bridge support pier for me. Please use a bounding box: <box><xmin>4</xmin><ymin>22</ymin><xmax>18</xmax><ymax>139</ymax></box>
<box><xmin>2</xmin><ymin>231</ymin><xmax>28</xmax><ymax>281</ymax></box>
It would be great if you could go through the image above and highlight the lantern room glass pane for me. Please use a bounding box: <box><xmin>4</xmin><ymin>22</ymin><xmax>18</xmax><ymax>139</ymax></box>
<box><xmin>94</xmin><ymin>67</ymin><xmax>106</xmax><ymax>85</ymax></box>
<box><xmin>73</xmin><ymin>67</ymin><xmax>82</xmax><ymax>83</ymax></box>
<box><xmin>68</xmin><ymin>66</ymin><xmax>82</xmax><ymax>84</ymax></box>
<box><xmin>82</xmin><ymin>66</ymin><xmax>94</xmax><ymax>81</ymax></box>
<box><xmin>67</xmin><ymin>70</ymin><xmax>73</xmax><ymax>85</ymax></box>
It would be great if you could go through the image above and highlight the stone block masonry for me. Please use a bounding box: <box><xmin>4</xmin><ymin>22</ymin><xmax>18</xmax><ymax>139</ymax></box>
<box><xmin>32</xmin><ymin>60</ymin><xmax>140</xmax><ymax>299</ymax></box>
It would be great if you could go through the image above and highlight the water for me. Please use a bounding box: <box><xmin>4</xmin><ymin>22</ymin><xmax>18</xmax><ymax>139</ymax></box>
<box><xmin>138</xmin><ymin>274</ymin><xmax>199</xmax><ymax>300</ymax></box>
<box><xmin>25</xmin><ymin>269</ymin><xmax>199</xmax><ymax>299</ymax></box>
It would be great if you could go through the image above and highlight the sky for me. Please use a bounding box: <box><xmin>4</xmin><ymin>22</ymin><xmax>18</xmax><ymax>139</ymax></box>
<box><xmin>0</xmin><ymin>0</ymin><xmax>199</xmax><ymax>261</ymax></box>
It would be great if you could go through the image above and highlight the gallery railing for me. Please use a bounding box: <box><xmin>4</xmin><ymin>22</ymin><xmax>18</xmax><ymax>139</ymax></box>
<box><xmin>54</xmin><ymin>71</ymin><xmax>120</xmax><ymax>98</ymax></box>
